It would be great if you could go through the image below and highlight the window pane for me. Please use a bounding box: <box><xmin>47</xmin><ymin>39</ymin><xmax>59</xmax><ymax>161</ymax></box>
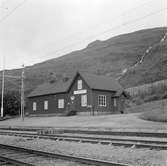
<box><xmin>104</xmin><ymin>96</ymin><xmax>106</xmax><ymax>106</ymax></box>
<box><xmin>44</xmin><ymin>101</ymin><xmax>48</xmax><ymax>110</ymax></box>
<box><xmin>33</xmin><ymin>102</ymin><xmax>37</xmax><ymax>111</ymax></box>
<box><xmin>58</xmin><ymin>99</ymin><xmax>64</xmax><ymax>108</ymax></box>
<box><xmin>78</xmin><ymin>80</ymin><xmax>82</xmax><ymax>89</ymax></box>
<box><xmin>81</xmin><ymin>95</ymin><xmax>87</xmax><ymax>107</ymax></box>
<box><xmin>98</xmin><ymin>95</ymin><xmax>106</xmax><ymax>107</ymax></box>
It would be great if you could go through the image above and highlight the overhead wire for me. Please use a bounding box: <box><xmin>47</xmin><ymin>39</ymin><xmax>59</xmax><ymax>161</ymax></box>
<box><xmin>0</xmin><ymin>0</ymin><xmax>160</xmax><ymax>67</ymax></box>
<box><xmin>18</xmin><ymin>0</ymin><xmax>157</xmax><ymax>66</ymax></box>
<box><xmin>48</xmin><ymin>0</ymin><xmax>157</xmax><ymax>44</ymax></box>
<box><xmin>0</xmin><ymin>0</ymin><xmax>27</xmax><ymax>23</ymax></box>
<box><xmin>0</xmin><ymin>0</ymin><xmax>26</xmax><ymax>95</ymax></box>
<box><xmin>25</xmin><ymin>6</ymin><xmax>167</xmax><ymax>66</ymax></box>
<box><xmin>0</xmin><ymin>0</ymin><xmax>166</xmax><ymax>70</ymax></box>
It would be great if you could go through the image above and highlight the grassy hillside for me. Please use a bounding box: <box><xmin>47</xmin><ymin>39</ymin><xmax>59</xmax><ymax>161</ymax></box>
<box><xmin>1</xmin><ymin>27</ymin><xmax>167</xmax><ymax>95</ymax></box>
<box><xmin>138</xmin><ymin>99</ymin><xmax>167</xmax><ymax>122</ymax></box>
<box><xmin>119</xmin><ymin>28</ymin><xmax>167</xmax><ymax>87</ymax></box>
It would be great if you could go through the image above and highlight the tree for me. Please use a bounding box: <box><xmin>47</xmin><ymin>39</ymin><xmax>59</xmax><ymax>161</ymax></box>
<box><xmin>0</xmin><ymin>91</ymin><xmax>20</xmax><ymax>116</ymax></box>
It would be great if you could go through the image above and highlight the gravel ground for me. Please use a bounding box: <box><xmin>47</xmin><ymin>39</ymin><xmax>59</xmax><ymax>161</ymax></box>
<box><xmin>0</xmin><ymin>135</ymin><xmax>166</xmax><ymax>166</ymax></box>
<box><xmin>15</xmin><ymin>156</ymin><xmax>83</xmax><ymax>166</ymax></box>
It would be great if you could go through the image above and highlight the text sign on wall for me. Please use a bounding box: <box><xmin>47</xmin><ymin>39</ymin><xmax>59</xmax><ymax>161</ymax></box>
<box><xmin>73</xmin><ymin>89</ymin><xmax>87</xmax><ymax>95</ymax></box>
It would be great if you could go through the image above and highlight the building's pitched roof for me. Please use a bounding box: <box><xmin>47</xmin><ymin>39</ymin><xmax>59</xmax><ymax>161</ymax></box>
<box><xmin>28</xmin><ymin>80</ymin><xmax>72</xmax><ymax>97</ymax></box>
<box><xmin>28</xmin><ymin>72</ymin><xmax>124</xmax><ymax>98</ymax></box>
<box><xmin>79</xmin><ymin>72</ymin><xmax>123</xmax><ymax>92</ymax></box>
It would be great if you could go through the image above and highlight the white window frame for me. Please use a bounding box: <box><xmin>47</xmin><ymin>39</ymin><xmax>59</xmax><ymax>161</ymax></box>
<box><xmin>77</xmin><ymin>80</ymin><xmax>82</xmax><ymax>90</ymax></box>
<box><xmin>58</xmin><ymin>99</ymin><xmax>64</xmax><ymax>108</ymax></box>
<box><xmin>81</xmin><ymin>95</ymin><xmax>87</xmax><ymax>107</ymax></box>
<box><xmin>33</xmin><ymin>102</ymin><xmax>37</xmax><ymax>111</ymax></box>
<box><xmin>44</xmin><ymin>100</ymin><xmax>48</xmax><ymax>110</ymax></box>
<box><xmin>98</xmin><ymin>95</ymin><xmax>106</xmax><ymax>107</ymax></box>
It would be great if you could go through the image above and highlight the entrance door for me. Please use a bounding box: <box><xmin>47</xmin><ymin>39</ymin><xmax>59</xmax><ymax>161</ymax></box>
<box><xmin>69</xmin><ymin>95</ymin><xmax>80</xmax><ymax>112</ymax></box>
<box><xmin>74</xmin><ymin>94</ymin><xmax>81</xmax><ymax>111</ymax></box>
<box><xmin>66</xmin><ymin>95</ymin><xmax>77</xmax><ymax>115</ymax></box>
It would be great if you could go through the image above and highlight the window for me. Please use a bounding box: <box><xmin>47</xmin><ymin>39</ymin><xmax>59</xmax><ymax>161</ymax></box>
<box><xmin>98</xmin><ymin>95</ymin><xmax>106</xmax><ymax>107</ymax></box>
<box><xmin>81</xmin><ymin>95</ymin><xmax>87</xmax><ymax>107</ymax></box>
<box><xmin>33</xmin><ymin>102</ymin><xmax>37</xmax><ymax>111</ymax></box>
<box><xmin>58</xmin><ymin>99</ymin><xmax>64</xmax><ymax>108</ymax></box>
<box><xmin>44</xmin><ymin>100</ymin><xmax>48</xmax><ymax>110</ymax></box>
<box><xmin>114</xmin><ymin>98</ymin><xmax>117</xmax><ymax>107</ymax></box>
<box><xmin>77</xmin><ymin>80</ymin><xmax>82</xmax><ymax>89</ymax></box>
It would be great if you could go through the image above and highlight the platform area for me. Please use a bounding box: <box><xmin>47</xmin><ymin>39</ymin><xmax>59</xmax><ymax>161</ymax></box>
<box><xmin>0</xmin><ymin>113</ymin><xmax>166</xmax><ymax>132</ymax></box>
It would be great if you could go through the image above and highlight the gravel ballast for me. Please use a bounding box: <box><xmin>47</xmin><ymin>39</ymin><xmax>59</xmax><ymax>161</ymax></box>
<box><xmin>0</xmin><ymin>135</ymin><xmax>166</xmax><ymax>166</ymax></box>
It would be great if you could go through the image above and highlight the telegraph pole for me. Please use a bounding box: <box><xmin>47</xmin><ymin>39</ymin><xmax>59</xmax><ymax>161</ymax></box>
<box><xmin>21</xmin><ymin>64</ymin><xmax>25</xmax><ymax>121</ymax></box>
<box><xmin>1</xmin><ymin>56</ymin><xmax>5</xmax><ymax>118</ymax></box>
<box><xmin>1</xmin><ymin>69</ymin><xmax>5</xmax><ymax>118</ymax></box>
<box><xmin>0</xmin><ymin>56</ymin><xmax>23</xmax><ymax>119</ymax></box>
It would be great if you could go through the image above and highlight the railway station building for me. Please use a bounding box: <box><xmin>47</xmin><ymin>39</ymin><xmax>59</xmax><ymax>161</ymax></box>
<box><xmin>27</xmin><ymin>72</ymin><xmax>127</xmax><ymax>116</ymax></box>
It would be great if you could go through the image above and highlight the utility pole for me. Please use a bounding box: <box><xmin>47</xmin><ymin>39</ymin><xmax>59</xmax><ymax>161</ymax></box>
<box><xmin>1</xmin><ymin>69</ymin><xmax>5</xmax><ymax>118</ymax></box>
<box><xmin>1</xmin><ymin>56</ymin><xmax>5</xmax><ymax>118</ymax></box>
<box><xmin>21</xmin><ymin>64</ymin><xmax>25</xmax><ymax>121</ymax></box>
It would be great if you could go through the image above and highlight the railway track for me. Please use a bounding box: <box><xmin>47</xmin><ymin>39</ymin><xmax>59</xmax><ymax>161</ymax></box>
<box><xmin>0</xmin><ymin>143</ymin><xmax>130</xmax><ymax>166</ymax></box>
<box><xmin>0</xmin><ymin>155</ymin><xmax>34</xmax><ymax>166</ymax></box>
<box><xmin>1</xmin><ymin>127</ymin><xmax>167</xmax><ymax>137</ymax></box>
<box><xmin>0</xmin><ymin>129</ymin><xmax>167</xmax><ymax>150</ymax></box>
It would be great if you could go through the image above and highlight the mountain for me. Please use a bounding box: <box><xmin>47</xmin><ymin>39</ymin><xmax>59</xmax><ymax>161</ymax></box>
<box><xmin>2</xmin><ymin>27</ymin><xmax>167</xmax><ymax>95</ymax></box>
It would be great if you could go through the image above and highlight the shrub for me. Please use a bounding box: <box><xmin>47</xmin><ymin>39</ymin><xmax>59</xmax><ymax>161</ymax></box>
<box><xmin>144</xmin><ymin>94</ymin><xmax>161</xmax><ymax>102</ymax></box>
<box><xmin>161</xmin><ymin>91</ymin><xmax>167</xmax><ymax>99</ymax></box>
<box><xmin>130</xmin><ymin>83</ymin><xmax>167</xmax><ymax>105</ymax></box>
<box><xmin>64</xmin><ymin>109</ymin><xmax>77</xmax><ymax>116</ymax></box>
<box><xmin>132</xmin><ymin>97</ymin><xmax>144</xmax><ymax>105</ymax></box>
<box><xmin>0</xmin><ymin>91</ymin><xmax>20</xmax><ymax>116</ymax></box>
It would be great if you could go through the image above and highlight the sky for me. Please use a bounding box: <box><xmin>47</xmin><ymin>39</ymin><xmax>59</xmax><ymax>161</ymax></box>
<box><xmin>0</xmin><ymin>0</ymin><xmax>167</xmax><ymax>70</ymax></box>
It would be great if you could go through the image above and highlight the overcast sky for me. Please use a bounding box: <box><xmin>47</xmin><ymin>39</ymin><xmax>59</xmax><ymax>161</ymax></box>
<box><xmin>0</xmin><ymin>0</ymin><xmax>167</xmax><ymax>70</ymax></box>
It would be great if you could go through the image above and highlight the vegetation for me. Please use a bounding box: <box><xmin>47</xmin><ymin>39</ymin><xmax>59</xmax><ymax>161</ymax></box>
<box><xmin>0</xmin><ymin>91</ymin><xmax>20</xmax><ymax>116</ymax></box>
<box><xmin>64</xmin><ymin>110</ymin><xmax>77</xmax><ymax>116</ymax></box>
<box><xmin>129</xmin><ymin>83</ymin><xmax>167</xmax><ymax>106</ymax></box>
<box><xmin>133</xmin><ymin>98</ymin><xmax>167</xmax><ymax>122</ymax></box>
<box><xmin>140</xmin><ymin>109</ymin><xmax>167</xmax><ymax>122</ymax></box>
<box><xmin>1</xmin><ymin>27</ymin><xmax>167</xmax><ymax>95</ymax></box>
<box><xmin>124</xmin><ymin>83</ymin><xmax>167</xmax><ymax>113</ymax></box>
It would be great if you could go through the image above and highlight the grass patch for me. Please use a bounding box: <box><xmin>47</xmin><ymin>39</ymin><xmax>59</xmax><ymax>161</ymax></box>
<box><xmin>139</xmin><ymin>108</ymin><xmax>167</xmax><ymax>122</ymax></box>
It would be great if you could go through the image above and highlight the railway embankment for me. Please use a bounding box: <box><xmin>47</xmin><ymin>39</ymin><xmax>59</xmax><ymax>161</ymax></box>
<box><xmin>0</xmin><ymin>135</ymin><xmax>166</xmax><ymax>166</ymax></box>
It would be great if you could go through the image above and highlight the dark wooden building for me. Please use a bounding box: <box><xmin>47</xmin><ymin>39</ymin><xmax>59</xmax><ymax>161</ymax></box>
<box><xmin>27</xmin><ymin>72</ymin><xmax>126</xmax><ymax>116</ymax></box>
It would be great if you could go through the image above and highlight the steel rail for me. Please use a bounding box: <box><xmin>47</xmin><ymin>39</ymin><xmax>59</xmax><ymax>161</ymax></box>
<box><xmin>1</xmin><ymin>129</ymin><xmax>167</xmax><ymax>145</ymax></box>
<box><xmin>0</xmin><ymin>143</ymin><xmax>130</xmax><ymax>166</ymax></box>
<box><xmin>0</xmin><ymin>155</ymin><xmax>34</xmax><ymax>166</ymax></box>
<box><xmin>0</xmin><ymin>131</ymin><xmax>167</xmax><ymax>150</ymax></box>
<box><xmin>1</xmin><ymin>127</ymin><xmax>167</xmax><ymax>137</ymax></box>
<box><xmin>43</xmin><ymin>133</ymin><xmax>167</xmax><ymax>145</ymax></box>
<box><xmin>40</xmin><ymin>134</ymin><xmax>167</xmax><ymax>150</ymax></box>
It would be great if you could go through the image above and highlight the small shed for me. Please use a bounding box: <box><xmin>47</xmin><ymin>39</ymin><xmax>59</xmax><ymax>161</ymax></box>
<box><xmin>27</xmin><ymin>72</ymin><xmax>126</xmax><ymax>116</ymax></box>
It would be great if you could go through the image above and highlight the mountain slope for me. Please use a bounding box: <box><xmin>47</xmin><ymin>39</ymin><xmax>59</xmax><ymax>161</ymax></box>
<box><xmin>119</xmin><ymin>28</ymin><xmax>167</xmax><ymax>87</ymax></box>
<box><xmin>2</xmin><ymin>27</ymin><xmax>167</xmax><ymax>94</ymax></box>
